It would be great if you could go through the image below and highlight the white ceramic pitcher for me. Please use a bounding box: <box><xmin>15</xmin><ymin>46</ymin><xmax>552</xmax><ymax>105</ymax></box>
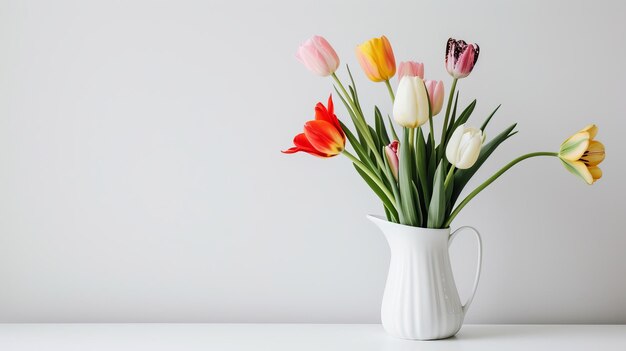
<box><xmin>368</xmin><ymin>215</ymin><xmax>482</xmax><ymax>340</ymax></box>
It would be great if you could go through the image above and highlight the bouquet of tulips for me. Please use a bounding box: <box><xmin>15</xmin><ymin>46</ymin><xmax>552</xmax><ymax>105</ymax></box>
<box><xmin>284</xmin><ymin>35</ymin><xmax>605</xmax><ymax>228</ymax></box>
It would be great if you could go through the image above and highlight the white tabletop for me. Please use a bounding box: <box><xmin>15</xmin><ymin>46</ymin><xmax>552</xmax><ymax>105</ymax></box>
<box><xmin>0</xmin><ymin>324</ymin><xmax>624</xmax><ymax>350</ymax></box>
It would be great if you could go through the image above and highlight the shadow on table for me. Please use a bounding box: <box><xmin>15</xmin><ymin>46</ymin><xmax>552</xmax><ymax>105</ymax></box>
<box><xmin>451</xmin><ymin>325</ymin><xmax>560</xmax><ymax>340</ymax></box>
<box><xmin>374</xmin><ymin>325</ymin><xmax>570</xmax><ymax>350</ymax></box>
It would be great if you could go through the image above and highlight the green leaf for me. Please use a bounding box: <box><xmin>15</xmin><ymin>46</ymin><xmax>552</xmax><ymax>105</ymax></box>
<box><xmin>369</xmin><ymin>125</ymin><xmax>382</xmax><ymax>154</ymax></box>
<box><xmin>480</xmin><ymin>104</ymin><xmax>501</xmax><ymax>132</ymax></box>
<box><xmin>349</xmin><ymin>85</ymin><xmax>363</xmax><ymax>116</ymax></box>
<box><xmin>384</xmin><ymin>206</ymin><xmax>396</xmax><ymax>222</ymax></box>
<box><xmin>448</xmin><ymin>99</ymin><xmax>477</xmax><ymax>141</ymax></box>
<box><xmin>346</xmin><ymin>65</ymin><xmax>361</xmax><ymax>107</ymax></box>
<box><xmin>334</xmin><ymin>79</ymin><xmax>387</xmax><ymax>176</ymax></box>
<box><xmin>445</xmin><ymin>167</ymin><xmax>455</xmax><ymax>215</ymax></box>
<box><xmin>368</xmin><ymin>125</ymin><xmax>383</xmax><ymax>171</ymax></box>
<box><xmin>426</xmin><ymin>136</ymin><xmax>436</xmax><ymax>187</ymax></box>
<box><xmin>345</xmin><ymin>65</ymin><xmax>364</xmax><ymax>117</ymax></box>
<box><xmin>333</xmin><ymin>86</ymin><xmax>371</xmax><ymax>158</ymax></box>
<box><xmin>450</xmin><ymin>123</ymin><xmax>518</xmax><ymax>206</ymax></box>
<box><xmin>381</xmin><ymin>146</ymin><xmax>403</xmax><ymax>222</ymax></box>
<box><xmin>375</xmin><ymin>107</ymin><xmax>390</xmax><ymax>146</ymax></box>
<box><xmin>428</xmin><ymin>160</ymin><xmax>446</xmax><ymax>228</ymax></box>
<box><xmin>333</xmin><ymin>86</ymin><xmax>362</xmax><ymax>130</ymax></box>
<box><xmin>438</xmin><ymin>92</ymin><xmax>459</xmax><ymax>179</ymax></box>
<box><xmin>387</xmin><ymin>116</ymin><xmax>399</xmax><ymax>141</ymax></box>
<box><xmin>411</xmin><ymin>181</ymin><xmax>423</xmax><ymax>227</ymax></box>
<box><xmin>353</xmin><ymin>163</ymin><xmax>398</xmax><ymax>221</ymax></box>
<box><xmin>415</xmin><ymin>128</ymin><xmax>430</xmax><ymax>204</ymax></box>
<box><xmin>415</xmin><ymin>128</ymin><xmax>429</xmax><ymax>221</ymax></box>
<box><xmin>398</xmin><ymin>128</ymin><xmax>418</xmax><ymax>226</ymax></box>
<box><xmin>339</xmin><ymin>120</ymin><xmax>377</xmax><ymax>173</ymax></box>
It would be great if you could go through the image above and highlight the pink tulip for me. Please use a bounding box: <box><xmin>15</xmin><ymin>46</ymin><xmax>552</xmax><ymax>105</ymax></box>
<box><xmin>445</xmin><ymin>38</ymin><xmax>480</xmax><ymax>79</ymax></box>
<box><xmin>424</xmin><ymin>80</ymin><xmax>444</xmax><ymax>116</ymax></box>
<box><xmin>397</xmin><ymin>61</ymin><xmax>424</xmax><ymax>81</ymax></box>
<box><xmin>384</xmin><ymin>140</ymin><xmax>399</xmax><ymax>180</ymax></box>
<box><xmin>295</xmin><ymin>35</ymin><xmax>340</xmax><ymax>77</ymax></box>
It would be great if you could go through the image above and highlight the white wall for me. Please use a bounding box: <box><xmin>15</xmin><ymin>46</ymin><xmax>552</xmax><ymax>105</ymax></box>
<box><xmin>0</xmin><ymin>0</ymin><xmax>624</xmax><ymax>323</ymax></box>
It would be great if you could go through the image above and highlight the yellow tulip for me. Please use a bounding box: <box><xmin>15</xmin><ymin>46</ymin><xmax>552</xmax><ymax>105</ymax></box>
<box><xmin>558</xmin><ymin>124</ymin><xmax>605</xmax><ymax>184</ymax></box>
<box><xmin>355</xmin><ymin>36</ymin><xmax>396</xmax><ymax>82</ymax></box>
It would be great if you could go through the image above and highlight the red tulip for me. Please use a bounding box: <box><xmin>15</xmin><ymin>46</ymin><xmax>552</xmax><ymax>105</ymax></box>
<box><xmin>283</xmin><ymin>95</ymin><xmax>345</xmax><ymax>158</ymax></box>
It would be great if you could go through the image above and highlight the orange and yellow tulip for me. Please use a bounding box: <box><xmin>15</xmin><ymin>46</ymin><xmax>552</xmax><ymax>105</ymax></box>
<box><xmin>558</xmin><ymin>124</ymin><xmax>605</xmax><ymax>184</ymax></box>
<box><xmin>356</xmin><ymin>36</ymin><xmax>396</xmax><ymax>82</ymax></box>
<box><xmin>283</xmin><ymin>95</ymin><xmax>345</xmax><ymax>158</ymax></box>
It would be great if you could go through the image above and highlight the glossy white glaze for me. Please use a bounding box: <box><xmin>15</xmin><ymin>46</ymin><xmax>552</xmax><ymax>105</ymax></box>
<box><xmin>368</xmin><ymin>215</ymin><xmax>482</xmax><ymax>340</ymax></box>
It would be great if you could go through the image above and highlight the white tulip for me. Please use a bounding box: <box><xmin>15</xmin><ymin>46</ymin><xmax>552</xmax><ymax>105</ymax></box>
<box><xmin>446</xmin><ymin>124</ymin><xmax>485</xmax><ymax>169</ymax></box>
<box><xmin>393</xmin><ymin>76</ymin><xmax>430</xmax><ymax>128</ymax></box>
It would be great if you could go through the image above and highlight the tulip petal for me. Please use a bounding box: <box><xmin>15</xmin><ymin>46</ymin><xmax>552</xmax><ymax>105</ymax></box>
<box><xmin>445</xmin><ymin>39</ymin><xmax>457</xmax><ymax>74</ymax></box>
<box><xmin>433</xmin><ymin>81</ymin><xmax>445</xmax><ymax>116</ymax></box>
<box><xmin>393</xmin><ymin>77</ymin><xmax>419</xmax><ymax>127</ymax></box>
<box><xmin>559</xmin><ymin>131</ymin><xmax>590</xmax><ymax>161</ymax></box>
<box><xmin>327</xmin><ymin>94</ymin><xmax>334</xmax><ymax>116</ymax></box>
<box><xmin>384</xmin><ymin>144</ymin><xmax>399</xmax><ymax>180</ymax></box>
<box><xmin>446</xmin><ymin>124</ymin><xmax>465</xmax><ymax>165</ymax></box>
<box><xmin>295</xmin><ymin>35</ymin><xmax>339</xmax><ymax>76</ymax></box>
<box><xmin>580</xmin><ymin>124</ymin><xmax>598</xmax><ymax>139</ymax></box>
<box><xmin>356</xmin><ymin>36</ymin><xmax>396</xmax><ymax>82</ymax></box>
<box><xmin>446</xmin><ymin>124</ymin><xmax>483</xmax><ymax>169</ymax></box>
<box><xmin>393</xmin><ymin>77</ymin><xmax>429</xmax><ymax>128</ymax></box>
<box><xmin>560</xmin><ymin>159</ymin><xmax>593</xmax><ymax>185</ymax></box>
<box><xmin>414</xmin><ymin>79</ymin><xmax>430</xmax><ymax>126</ymax></box>
<box><xmin>356</xmin><ymin>44</ymin><xmax>383</xmax><ymax>82</ymax></box>
<box><xmin>296</xmin><ymin>44</ymin><xmax>328</xmax><ymax>76</ymax></box>
<box><xmin>445</xmin><ymin>38</ymin><xmax>479</xmax><ymax>79</ymax></box>
<box><xmin>304</xmin><ymin>120</ymin><xmax>345</xmax><ymax>156</ymax></box>
<box><xmin>314</xmin><ymin>96</ymin><xmax>342</xmax><ymax>133</ymax></box>
<box><xmin>312</xmin><ymin>36</ymin><xmax>339</xmax><ymax>73</ymax></box>
<box><xmin>455</xmin><ymin>45</ymin><xmax>476</xmax><ymax>78</ymax></box>
<box><xmin>425</xmin><ymin>80</ymin><xmax>445</xmax><ymax>116</ymax></box>
<box><xmin>588</xmin><ymin>166</ymin><xmax>602</xmax><ymax>182</ymax></box>
<box><xmin>380</xmin><ymin>36</ymin><xmax>396</xmax><ymax>79</ymax></box>
<box><xmin>581</xmin><ymin>140</ymin><xmax>605</xmax><ymax>166</ymax></box>
<box><xmin>397</xmin><ymin>61</ymin><xmax>424</xmax><ymax>80</ymax></box>
<box><xmin>282</xmin><ymin>133</ymin><xmax>331</xmax><ymax>158</ymax></box>
<box><xmin>456</xmin><ymin>133</ymin><xmax>482</xmax><ymax>169</ymax></box>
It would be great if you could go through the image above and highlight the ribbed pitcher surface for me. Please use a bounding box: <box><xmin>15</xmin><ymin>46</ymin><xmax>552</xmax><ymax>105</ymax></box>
<box><xmin>368</xmin><ymin>215</ymin><xmax>482</xmax><ymax>340</ymax></box>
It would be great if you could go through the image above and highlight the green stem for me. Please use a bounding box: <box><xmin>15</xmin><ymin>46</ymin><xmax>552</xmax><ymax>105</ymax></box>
<box><xmin>441</xmin><ymin>78</ymin><xmax>458</xmax><ymax>145</ymax></box>
<box><xmin>444</xmin><ymin>165</ymin><xmax>455</xmax><ymax>188</ymax></box>
<box><xmin>427</xmin><ymin>108</ymin><xmax>436</xmax><ymax>162</ymax></box>
<box><xmin>332</xmin><ymin>73</ymin><xmax>352</xmax><ymax>106</ymax></box>
<box><xmin>415</xmin><ymin>127</ymin><xmax>430</xmax><ymax>203</ymax></box>
<box><xmin>332</xmin><ymin>73</ymin><xmax>386</xmax><ymax>170</ymax></box>
<box><xmin>428</xmin><ymin>115</ymin><xmax>436</xmax><ymax>147</ymax></box>
<box><xmin>343</xmin><ymin>150</ymin><xmax>397</xmax><ymax>210</ymax></box>
<box><xmin>384</xmin><ymin>79</ymin><xmax>395</xmax><ymax>102</ymax></box>
<box><xmin>443</xmin><ymin>152</ymin><xmax>558</xmax><ymax>228</ymax></box>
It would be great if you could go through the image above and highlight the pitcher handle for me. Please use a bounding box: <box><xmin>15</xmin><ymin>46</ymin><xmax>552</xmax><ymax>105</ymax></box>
<box><xmin>449</xmin><ymin>226</ymin><xmax>483</xmax><ymax>314</ymax></box>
